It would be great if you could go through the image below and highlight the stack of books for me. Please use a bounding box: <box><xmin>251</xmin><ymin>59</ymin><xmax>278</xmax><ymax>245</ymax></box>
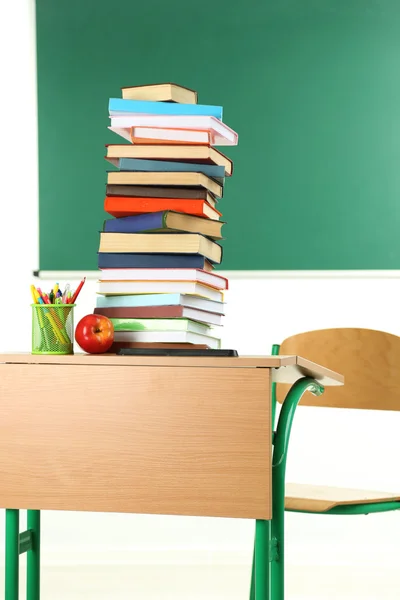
<box><xmin>95</xmin><ymin>83</ymin><xmax>238</xmax><ymax>351</ymax></box>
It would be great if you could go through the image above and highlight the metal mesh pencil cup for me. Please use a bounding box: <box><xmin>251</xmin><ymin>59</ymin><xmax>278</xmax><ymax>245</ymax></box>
<box><xmin>31</xmin><ymin>304</ymin><xmax>75</xmax><ymax>355</ymax></box>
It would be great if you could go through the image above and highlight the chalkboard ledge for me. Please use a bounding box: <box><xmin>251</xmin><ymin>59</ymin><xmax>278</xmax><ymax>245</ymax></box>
<box><xmin>33</xmin><ymin>270</ymin><xmax>400</xmax><ymax>280</ymax></box>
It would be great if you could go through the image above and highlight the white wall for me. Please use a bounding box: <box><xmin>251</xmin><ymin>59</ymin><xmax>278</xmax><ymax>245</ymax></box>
<box><xmin>0</xmin><ymin>0</ymin><xmax>399</xmax><ymax>572</ymax></box>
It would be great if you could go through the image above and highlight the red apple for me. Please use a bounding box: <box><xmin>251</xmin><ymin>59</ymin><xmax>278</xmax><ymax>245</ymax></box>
<box><xmin>75</xmin><ymin>314</ymin><xmax>114</xmax><ymax>354</ymax></box>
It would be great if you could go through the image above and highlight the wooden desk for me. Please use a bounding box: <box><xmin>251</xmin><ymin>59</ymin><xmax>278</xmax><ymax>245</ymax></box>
<box><xmin>0</xmin><ymin>353</ymin><xmax>343</xmax><ymax>520</ymax></box>
<box><xmin>0</xmin><ymin>353</ymin><xmax>343</xmax><ymax>599</ymax></box>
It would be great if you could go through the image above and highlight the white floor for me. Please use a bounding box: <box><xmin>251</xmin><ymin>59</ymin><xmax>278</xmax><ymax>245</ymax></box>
<box><xmin>2</xmin><ymin>564</ymin><xmax>399</xmax><ymax>599</ymax></box>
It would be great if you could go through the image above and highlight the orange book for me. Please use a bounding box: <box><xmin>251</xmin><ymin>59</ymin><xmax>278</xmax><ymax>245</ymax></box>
<box><xmin>104</xmin><ymin>197</ymin><xmax>221</xmax><ymax>220</ymax></box>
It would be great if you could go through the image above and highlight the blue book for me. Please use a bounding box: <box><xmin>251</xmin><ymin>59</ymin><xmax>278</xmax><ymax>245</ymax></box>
<box><xmin>98</xmin><ymin>252</ymin><xmax>212</xmax><ymax>270</ymax></box>
<box><xmin>108</xmin><ymin>98</ymin><xmax>223</xmax><ymax>120</ymax></box>
<box><xmin>103</xmin><ymin>213</ymin><xmax>167</xmax><ymax>234</ymax></box>
<box><xmin>117</xmin><ymin>158</ymin><xmax>225</xmax><ymax>184</ymax></box>
<box><xmin>96</xmin><ymin>293</ymin><xmax>223</xmax><ymax>311</ymax></box>
<box><xmin>103</xmin><ymin>212</ymin><xmax>223</xmax><ymax>240</ymax></box>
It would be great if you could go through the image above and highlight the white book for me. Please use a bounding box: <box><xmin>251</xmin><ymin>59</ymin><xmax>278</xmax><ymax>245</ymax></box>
<box><xmin>108</xmin><ymin>114</ymin><xmax>238</xmax><ymax>146</ymax></box>
<box><xmin>128</xmin><ymin>127</ymin><xmax>210</xmax><ymax>144</ymax></box>
<box><xmin>113</xmin><ymin>330</ymin><xmax>221</xmax><ymax>349</ymax></box>
<box><xmin>97</xmin><ymin>280</ymin><xmax>224</xmax><ymax>302</ymax></box>
<box><xmin>95</xmin><ymin>292</ymin><xmax>225</xmax><ymax>315</ymax></box>
<box><xmin>174</xmin><ymin>307</ymin><xmax>222</xmax><ymax>326</ymax></box>
<box><xmin>99</xmin><ymin>268</ymin><xmax>228</xmax><ymax>290</ymax></box>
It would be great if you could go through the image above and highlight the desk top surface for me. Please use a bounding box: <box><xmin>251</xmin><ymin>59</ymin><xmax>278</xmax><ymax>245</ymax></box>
<box><xmin>0</xmin><ymin>353</ymin><xmax>344</xmax><ymax>386</ymax></box>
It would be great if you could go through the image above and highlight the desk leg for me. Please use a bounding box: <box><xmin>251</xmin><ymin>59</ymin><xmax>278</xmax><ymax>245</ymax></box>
<box><xmin>5</xmin><ymin>509</ymin><xmax>19</xmax><ymax>600</ymax></box>
<box><xmin>27</xmin><ymin>510</ymin><xmax>41</xmax><ymax>600</ymax></box>
<box><xmin>255</xmin><ymin>519</ymin><xmax>271</xmax><ymax>599</ymax></box>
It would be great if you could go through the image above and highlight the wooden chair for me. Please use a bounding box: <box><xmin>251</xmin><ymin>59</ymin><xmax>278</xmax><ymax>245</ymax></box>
<box><xmin>250</xmin><ymin>328</ymin><xmax>400</xmax><ymax>600</ymax></box>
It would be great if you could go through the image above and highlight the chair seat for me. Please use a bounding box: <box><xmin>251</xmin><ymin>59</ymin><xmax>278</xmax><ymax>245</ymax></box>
<box><xmin>285</xmin><ymin>483</ymin><xmax>400</xmax><ymax>513</ymax></box>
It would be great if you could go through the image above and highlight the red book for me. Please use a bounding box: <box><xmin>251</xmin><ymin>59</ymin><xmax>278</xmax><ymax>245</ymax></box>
<box><xmin>104</xmin><ymin>197</ymin><xmax>221</xmax><ymax>220</ymax></box>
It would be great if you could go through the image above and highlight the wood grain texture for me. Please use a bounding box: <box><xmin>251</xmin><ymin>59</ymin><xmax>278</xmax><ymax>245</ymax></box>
<box><xmin>0</xmin><ymin>354</ymin><xmax>344</xmax><ymax>386</ymax></box>
<box><xmin>0</xmin><ymin>364</ymin><xmax>271</xmax><ymax>519</ymax></box>
<box><xmin>278</xmin><ymin>328</ymin><xmax>400</xmax><ymax>410</ymax></box>
<box><xmin>285</xmin><ymin>483</ymin><xmax>400</xmax><ymax>513</ymax></box>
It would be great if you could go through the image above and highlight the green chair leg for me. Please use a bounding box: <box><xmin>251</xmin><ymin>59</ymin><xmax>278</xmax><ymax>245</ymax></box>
<box><xmin>270</xmin><ymin>377</ymin><xmax>324</xmax><ymax>600</ymax></box>
<box><xmin>270</xmin><ymin>494</ymin><xmax>284</xmax><ymax>600</ymax></box>
<box><xmin>255</xmin><ymin>520</ymin><xmax>271</xmax><ymax>599</ymax></box>
<box><xmin>5</xmin><ymin>509</ymin><xmax>19</xmax><ymax>600</ymax></box>
<box><xmin>250</xmin><ymin>369</ymin><xmax>323</xmax><ymax>600</ymax></box>
<box><xmin>27</xmin><ymin>510</ymin><xmax>41</xmax><ymax>600</ymax></box>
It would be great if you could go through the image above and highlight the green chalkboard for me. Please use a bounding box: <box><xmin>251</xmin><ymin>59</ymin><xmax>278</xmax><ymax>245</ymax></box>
<box><xmin>37</xmin><ymin>0</ymin><xmax>400</xmax><ymax>271</ymax></box>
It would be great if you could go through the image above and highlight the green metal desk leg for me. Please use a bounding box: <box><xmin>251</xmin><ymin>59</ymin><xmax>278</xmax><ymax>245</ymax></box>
<box><xmin>27</xmin><ymin>510</ymin><xmax>41</xmax><ymax>600</ymax></box>
<box><xmin>5</xmin><ymin>509</ymin><xmax>19</xmax><ymax>600</ymax></box>
<box><xmin>250</xmin><ymin>343</ymin><xmax>280</xmax><ymax>600</ymax></box>
<box><xmin>255</xmin><ymin>520</ymin><xmax>271</xmax><ymax>599</ymax></box>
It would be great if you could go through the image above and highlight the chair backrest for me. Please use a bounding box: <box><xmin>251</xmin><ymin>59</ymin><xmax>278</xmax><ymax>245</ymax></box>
<box><xmin>277</xmin><ymin>328</ymin><xmax>400</xmax><ymax>411</ymax></box>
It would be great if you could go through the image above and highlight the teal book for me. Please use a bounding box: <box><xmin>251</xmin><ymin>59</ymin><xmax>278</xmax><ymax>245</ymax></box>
<box><xmin>115</xmin><ymin>158</ymin><xmax>225</xmax><ymax>184</ymax></box>
<box><xmin>109</xmin><ymin>98</ymin><xmax>222</xmax><ymax>120</ymax></box>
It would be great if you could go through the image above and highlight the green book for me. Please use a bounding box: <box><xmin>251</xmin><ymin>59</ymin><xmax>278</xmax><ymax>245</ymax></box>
<box><xmin>110</xmin><ymin>317</ymin><xmax>211</xmax><ymax>336</ymax></box>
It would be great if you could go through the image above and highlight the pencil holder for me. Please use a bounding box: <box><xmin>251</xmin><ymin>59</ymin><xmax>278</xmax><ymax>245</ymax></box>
<box><xmin>31</xmin><ymin>304</ymin><xmax>75</xmax><ymax>355</ymax></box>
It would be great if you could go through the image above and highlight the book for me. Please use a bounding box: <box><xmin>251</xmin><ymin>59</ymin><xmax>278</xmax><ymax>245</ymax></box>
<box><xmin>103</xmin><ymin>212</ymin><xmax>224</xmax><ymax>240</ymax></box>
<box><xmin>107</xmin><ymin>157</ymin><xmax>225</xmax><ymax>184</ymax></box>
<box><xmin>117</xmin><ymin>347</ymin><xmax>238</xmax><ymax>356</ymax></box>
<box><xmin>105</xmin><ymin>185</ymin><xmax>218</xmax><ymax>208</ymax></box>
<box><xmin>98</xmin><ymin>253</ymin><xmax>214</xmax><ymax>271</ymax></box>
<box><xmin>95</xmin><ymin>293</ymin><xmax>225</xmax><ymax>315</ymax></box>
<box><xmin>109</xmin><ymin>98</ymin><xmax>222</xmax><ymax>120</ymax></box>
<box><xmin>110</xmin><ymin>318</ymin><xmax>210</xmax><ymax>335</ymax></box>
<box><xmin>108</xmin><ymin>115</ymin><xmax>238</xmax><ymax>146</ymax></box>
<box><xmin>121</xmin><ymin>83</ymin><xmax>198</xmax><ymax>104</ymax></box>
<box><xmin>113</xmin><ymin>330</ymin><xmax>221</xmax><ymax>349</ymax></box>
<box><xmin>105</xmin><ymin>144</ymin><xmax>233</xmax><ymax>176</ymax></box>
<box><xmin>109</xmin><ymin>342</ymin><xmax>209</xmax><ymax>352</ymax></box>
<box><xmin>104</xmin><ymin>197</ymin><xmax>221</xmax><ymax>220</ymax></box>
<box><xmin>94</xmin><ymin>305</ymin><xmax>223</xmax><ymax>326</ymax></box>
<box><xmin>98</xmin><ymin>233</ymin><xmax>222</xmax><ymax>264</ymax></box>
<box><xmin>97</xmin><ymin>280</ymin><xmax>224</xmax><ymax>302</ymax></box>
<box><xmin>130</xmin><ymin>127</ymin><xmax>211</xmax><ymax>146</ymax></box>
<box><xmin>107</xmin><ymin>172</ymin><xmax>223</xmax><ymax>198</ymax></box>
<box><xmin>99</xmin><ymin>268</ymin><xmax>228</xmax><ymax>290</ymax></box>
